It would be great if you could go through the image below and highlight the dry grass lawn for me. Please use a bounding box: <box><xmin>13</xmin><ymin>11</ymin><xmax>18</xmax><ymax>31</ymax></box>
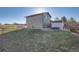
<box><xmin>0</xmin><ymin>29</ymin><xmax>79</xmax><ymax>52</ymax></box>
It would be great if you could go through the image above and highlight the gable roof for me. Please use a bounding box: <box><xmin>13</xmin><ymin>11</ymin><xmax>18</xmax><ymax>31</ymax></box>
<box><xmin>26</xmin><ymin>12</ymin><xmax>51</xmax><ymax>18</ymax></box>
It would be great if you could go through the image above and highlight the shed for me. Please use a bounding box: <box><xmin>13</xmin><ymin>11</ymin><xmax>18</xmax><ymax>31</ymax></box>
<box><xmin>26</xmin><ymin>12</ymin><xmax>51</xmax><ymax>29</ymax></box>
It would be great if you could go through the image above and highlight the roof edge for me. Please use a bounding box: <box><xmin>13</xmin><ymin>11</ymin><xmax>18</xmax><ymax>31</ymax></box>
<box><xmin>26</xmin><ymin>12</ymin><xmax>51</xmax><ymax>18</ymax></box>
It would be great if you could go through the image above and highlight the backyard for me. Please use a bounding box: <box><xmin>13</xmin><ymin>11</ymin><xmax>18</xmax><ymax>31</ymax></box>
<box><xmin>0</xmin><ymin>29</ymin><xmax>79</xmax><ymax>52</ymax></box>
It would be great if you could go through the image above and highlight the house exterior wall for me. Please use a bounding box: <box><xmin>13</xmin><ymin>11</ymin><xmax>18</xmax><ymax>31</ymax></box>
<box><xmin>26</xmin><ymin>14</ymin><xmax>43</xmax><ymax>29</ymax></box>
<box><xmin>43</xmin><ymin>13</ymin><xmax>51</xmax><ymax>28</ymax></box>
<box><xmin>26</xmin><ymin>13</ymin><xmax>51</xmax><ymax>29</ymax></box>
<box><xmin>51</xmin><ymin>22</ymin><xmax>64</xmax><ymax>30</ymax></box>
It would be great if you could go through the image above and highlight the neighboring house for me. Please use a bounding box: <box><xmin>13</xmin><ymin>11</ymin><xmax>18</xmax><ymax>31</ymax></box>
<box><xmin>50</xmin><ymin>20</ymin><xmax>69</xmax><ymax>31</ymax></box>
<box><xmin>26</xmin><ymin>12</ymin><xmax>51</xmax><ymax>29</ymax></box>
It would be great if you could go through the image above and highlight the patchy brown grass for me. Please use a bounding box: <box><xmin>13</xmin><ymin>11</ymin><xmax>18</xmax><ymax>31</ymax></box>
<box><xmin>0</xmin><ymin>29</ymin><xmax>79</xmax><ymax>52</ymax></box>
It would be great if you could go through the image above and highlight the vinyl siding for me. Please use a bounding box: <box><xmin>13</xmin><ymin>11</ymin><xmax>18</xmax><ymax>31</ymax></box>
<box><xmin>26</xmin><ymin>13</ymin><xmax>51</xmax><ymax>29</ymax></box>
<box><xmin>26</xmin><ymin>15</ymin><xmax>43</xmax><ymax>29</ymax></box>
<box><xmin>51</xmin><ymin>22</ymin><xmax>64</xmax><ymax>30</ymax></box>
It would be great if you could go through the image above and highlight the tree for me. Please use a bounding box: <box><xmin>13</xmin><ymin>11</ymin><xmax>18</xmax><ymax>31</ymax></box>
<box><xmin>55</xmin><ymin>17</ymin><xmax>59</xmax><ymax>21</ymax></box>
<box><xmin>67</xmin><ymin>17</ymin><xmax>78</xmax><ymax>31</ymax></box>
<box><xmin>0</xmin><ymin>23</ymin><xmax>2</xmax><ymax>25</ymax></box>
<box><xmin>13</xmin><ymin>22</ymin><xmax>19</xmax><ymax>25</ymax></box>
<box><xmin>61</xmin><ymin>16</ymin><xmax>68</xmax><ymax>30</ymax></box>
<box><xmin>70</xmin><ymin>17</ymin><xmax>76</xmax><ymax>23</ymax></box>
<box><xmin>61</xmin><ymin>16</ymin><xmax>67</xmax><ymax>22</ymax></box>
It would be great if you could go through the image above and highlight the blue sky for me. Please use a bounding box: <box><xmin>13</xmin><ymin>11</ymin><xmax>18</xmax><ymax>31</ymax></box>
<box><xmin>0</xmin><ymin>7</ymin><xmax>79</xmax><ymax>24</ymax></box>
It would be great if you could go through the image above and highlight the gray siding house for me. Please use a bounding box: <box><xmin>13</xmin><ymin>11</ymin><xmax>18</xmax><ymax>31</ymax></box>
<box><xmin>26</xmin><ymin>12</ymin><xmax>51</xmax><ymax>29</ymax></box>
